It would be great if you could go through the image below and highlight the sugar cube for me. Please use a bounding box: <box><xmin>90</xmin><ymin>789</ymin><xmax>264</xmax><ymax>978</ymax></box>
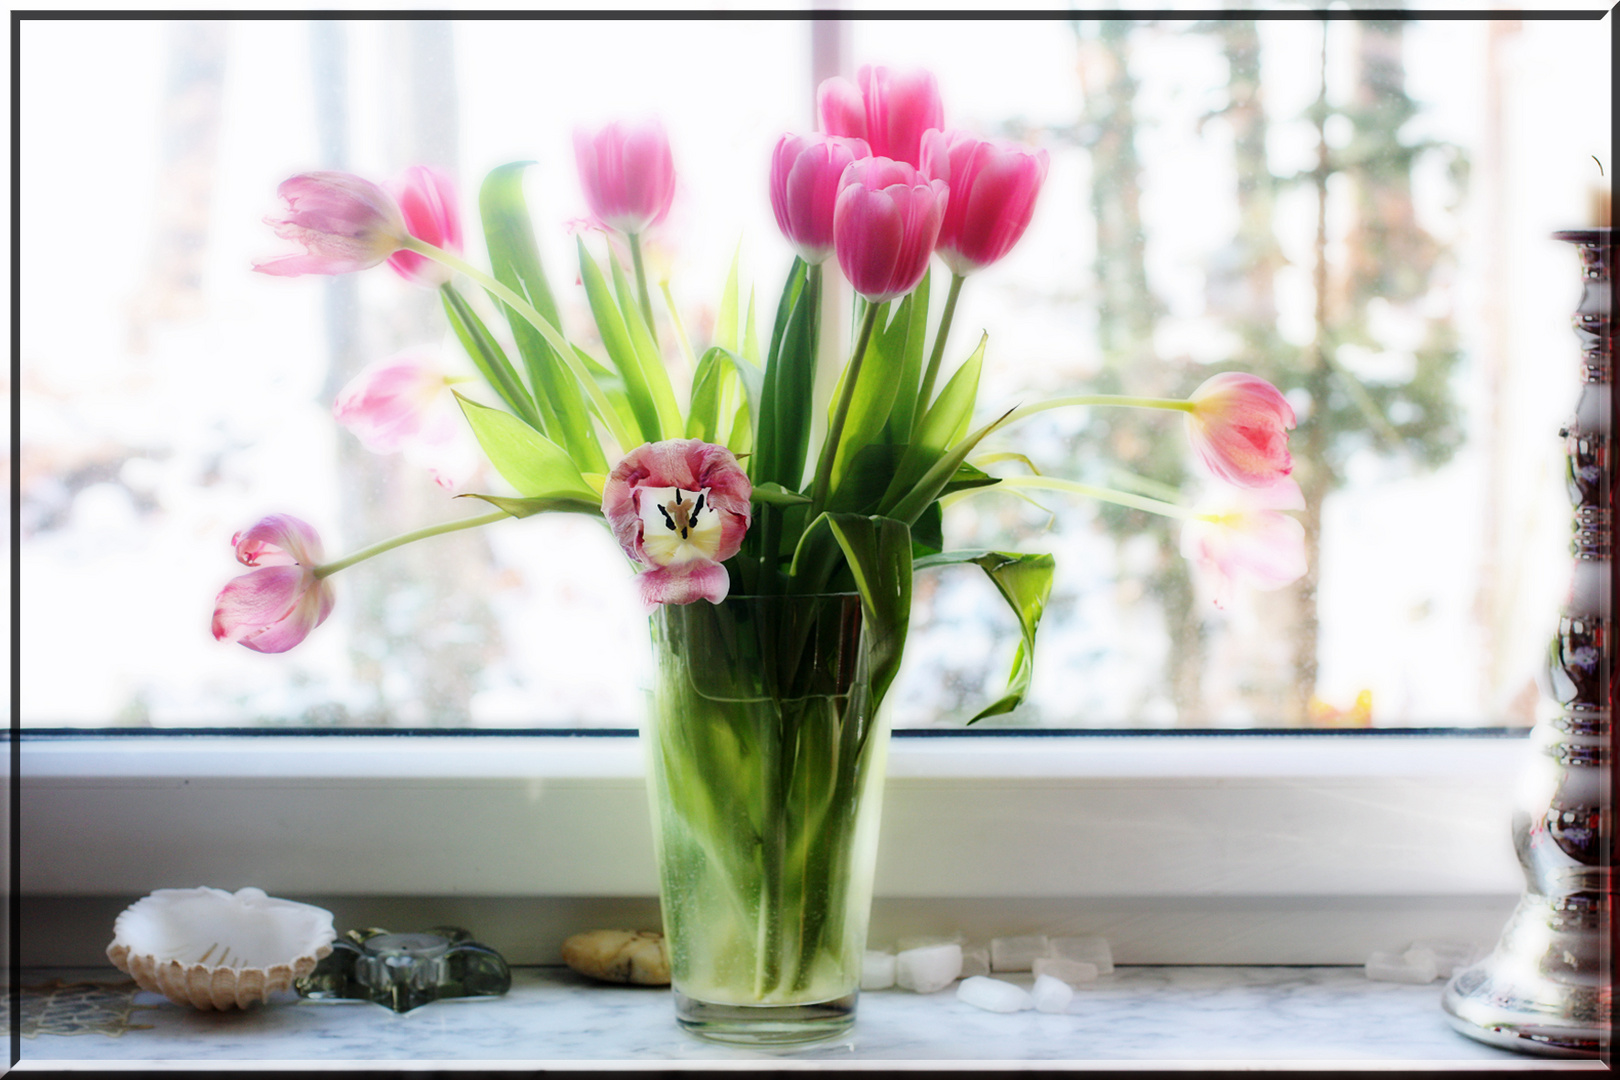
<box><xmin>1032</xmin><ymin>957</ymin><xmax>1099</xmax><ymax>986</ymax></box>
<box><xmin>956</xmin><ymin>975</ymin><xmax>1033</xmax><ymax>1013</ymax></box>
<box><xmin>861</xmin><ymin>950</ymin><xmax>896</xmax><ymax>990</ymax></box>
<box><xmin>1365</xmin><ymin>949</ymin><xmax>1438</xmax><ymax>984</ymax></box>
<box><xmin>896</xmin><ymin>943</ymin><xmax>963</xmax><ymax>993</ymax></box>
<box><xmin>960</xmin><ymin>945</ymin><xmax>991</xmax><ymax>978</ymax></box>
<box><xmin>990</xmin><ymin>934</ymin><xmax>1052</xmax><ymax>972</ymax></box>
<box><xmin>896</xmin><ymin>932</ymin><xmax>965</xmax><ymax>952</ymax></box>
<box><xmin>1031</xmin><ymin>973</ymin><xmax>1075</xmax><ymax>1013</ymax></box>
<box><xmin>1050</xmin><ymin>935</ymin><xmax>1114</xmax><ymax>975</ymax></box>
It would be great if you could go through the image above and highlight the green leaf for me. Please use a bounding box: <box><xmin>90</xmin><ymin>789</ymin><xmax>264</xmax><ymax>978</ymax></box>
<box><xmin>825</xmin><ymin>513</ymin><xmax>913</xmax><ymax>709</ymax></box>
<box><xmin>885</xmin><ymin>267</ymin><xmax>932</xmax><ymax>440</ymax></box>
<box><xmin>715</xmin><ymin>241</ymin><xmax>742</xmax><ymax>355</ymax></box>
<box><xmin>608</xmin><ymin>247</ymin><xmax>684</xmax><ymax>437</ymax></box>
<box><xmin>440</xmin><ymin>285</ymin><xmax>543</xmax><ymax>430</ymax></box>
<box><xmin>573</xmin><ymin>345</ymin><xmax>643</xmax><ymax>447</ymax></box>
<box><xmin>914</xmin><ymin>549</ymin><xmax>1055</xmax><ymax>723</ymax></box>
<box><xmin>887</xmin><ymin>404</ymin><xmax>1017</xmax><ymax>526</ymax></box>
<box><xmin>880</xmin><ymin>333</ymin><xmax>985</xmax><ymax>511</ymax></box>
<box><xmin>742</xmin><ymin>286</ymin><xmax>761</xmax><ymax>366</ymax></box>
<box><xmin>455</xmin><ymin>392</ymin><xmax>597</xmax><ymax>501</ymax></box>
<box><xmin>941</xmin><ymin>461</ymin><xmax>1001</xmax><ymax>498</ymax></box>
<box><xmin>479</xmin><ymin>163</ymin><xmax>606</xmax><ymax>474</ymax></box>
<box><xmin>828</xmin><ymin>293</ymin><xmax>925</xmax><ymax>491</ymax></box>
<box><xmin>685</xmin><ymin>346</ymin><xmax>728</xmax><ymax>443</ymax></box>
<box><xmin>754</xmin><ymin>259</ymin><xmax>818</xmax><ymax>491</ymax></box>
<box><xmin>578</xmin><ymin>237</ymin><xmax>663</xmax><ymax>443</ymax></box>
<box><xmin>751</xmin><ymin>481</ymin><xmax>811</xmax><ymax>507</ymax></box>
<box><xmin>457</xmin><ymin>492</ymin><xmax>602</xmax><ymax>518</ymax></box>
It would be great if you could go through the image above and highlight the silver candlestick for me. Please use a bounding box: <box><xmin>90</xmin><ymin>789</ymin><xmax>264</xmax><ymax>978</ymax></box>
<box><xmin>1441</xmin><ymin>227</ymin><xmax>1613</xmax><ymax>1058</ymax></box>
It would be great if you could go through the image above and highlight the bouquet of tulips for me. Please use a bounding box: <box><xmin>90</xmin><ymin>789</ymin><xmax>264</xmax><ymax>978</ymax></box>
<box><xmin>214</xmin><ymin>64</ymin><xmax>1304</xmax><ymax>716</ymax></box>
<box><xmin>214</xmin><ymin>62</ymin><xmax>1306</xmax><ymax>1023</ymax></box>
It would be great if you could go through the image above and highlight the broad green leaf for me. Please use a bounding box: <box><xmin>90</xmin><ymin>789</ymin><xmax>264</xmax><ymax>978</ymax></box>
<box><xmin>751</xmin><ymin>481</ymin><xmax>811</xmax><ymax>507</ymax></box>
<box><xmin>941</xmin><ymin>461</ymin><xmax>1001</xmax><ymax>497</ymax></box>
<box><xmin>480</xmin><ymin>163</ymin><xmax>605</xmax><ymax>474</ymax></box>
<box><xmin>609</xmin><ymin>248</ymin><xmax>684</xmax><ymax>437</ymax></box>
<box><xmin>754</xmin><ymin>259</ymin><xmax>817</xmax><ymax>491</ymax></box>
<box><xmin>914</xmin><ymin>549</ymin><xmax>1055</xmax><ymax>723</ymax></box>
<box><xmin>828</xmin><ymin>443</ymin><xmax>905</xmax><ymax>515</ymax></box>
<box><xmin>829</xmin><ymin>296</ymin><xmax>914</xmax><ymax>489</ymax></box>
<box><xmin>886</xmin><ymin>267</ymin><xmax>931</xmax><ymax>441</ymax></box>
<box><xmin>685</xmin><ymin>347</ymin><xmax>728</xmax><ymax>443</ymax></box>
<box><xmin>455</xmin><ymin>392</ymin><xmax>597</xmax><ymax>501</ymax></box>
<box><xmin>457</xmin><ymin>491</ymin><xmax>602</xmax><ymax>518</ymax></box>
<box><xmin>715</xmin><ymin>241</ymin><xmax>742</xmax><ymax>354</ymax></box>
<box><xmin>879</xmin><ymin>333</ymin><xmax>985</xmax><ymax>511</ymax></box>
<box><xmin>578</xmin><ymin>238</ymin><xmax>663</xmax><ymax>443</ymax></box>
<box><xmin>440</xmin><ymin>285</ymin><xmax>542</xmax><ymax>430</ymax></box>
<box><xmin>825</xmin><ymin>514</ymin><xmax>913</xmax><ymax>709</ymax></box>
<box><xmin>911</xmin><ymin>500</ymin><xmax>943</xmax><ymax>558</ymax></box>
<box><xmin>887</xmin><ymin>405</ymin><xmax>1017</xmax><ymax>526</ymax></box>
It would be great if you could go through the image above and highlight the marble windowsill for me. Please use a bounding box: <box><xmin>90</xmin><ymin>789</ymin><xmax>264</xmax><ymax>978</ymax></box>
<box><xmin>14</xmin><ymin>965</ymin><xmax>1604</xmax><ymax>1070</ymax></box>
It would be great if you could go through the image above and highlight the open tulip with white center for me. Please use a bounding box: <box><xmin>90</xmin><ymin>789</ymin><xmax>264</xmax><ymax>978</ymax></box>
<box><xmin>1180</xmin><ymin>478</ymin><xmax>1309</xmax><ymax>609</ymax></box>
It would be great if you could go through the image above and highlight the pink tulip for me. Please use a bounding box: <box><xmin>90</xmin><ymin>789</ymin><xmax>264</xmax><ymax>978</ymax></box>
<box><xmin>833</xmin><ymin>157</ymin><xmax>949</xmax><ymax>304</ymax></box>
<box><xmin>384</xmin><ymin>165</ymin><xmax>462</xmax><ymax>287</ymax></box>
<box><xmin>253</xmin><ymin>172</ymin><xmax>408</xmax><ymax>277</ymax></box>
<box><xmin>1186</xmin><ymin>372</ymin><xmax>1297</xmax><ymax>488</ymax></box>
<box><xmin>601</xmin><ymin>439</ymin><xmax>752</xmax><ymax>609</ymax></box>
<box><xmin>818</xmin><ymin>64</ymin><xmax>944</xmax><ymax>168</ymax></box>
<box><xmin>573</xmin><ymin>118</ymin><xmax>677</xmax><ymax>236</ymax></box>
<box><xmin>770</xmin><ymin>133</ymin><xmax>871</xmax><ymax>265</ymax></box>
<box><xmin>921</xmin><ymin>129</ymin><xmax>1049</xmax><ymax>276</ymax></box>
<box><xmin>212</xmin><ymin>514</ymin><xmax>335</xmax><ymax>653</ymax></box>
<box><xmin>1179</xmin><ymin>479</ymin><xmax>1308</xmax><ymax>609</ymax></box>
<box><xmin>333</xmin><ymin>348</ymin><xmax>477</xmax><ymax>492</ymax></box>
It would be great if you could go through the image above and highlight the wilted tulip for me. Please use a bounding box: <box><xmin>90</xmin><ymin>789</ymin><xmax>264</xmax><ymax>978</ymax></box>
<box><xmin>818</xmin><ymin>64</ymin><xmax>944</xmax><ymax>168</ymax></box>
<box><xmin>573</xmin><ymin>118</ymin><xmax>677</xmax><ymax>236</ymax></box>
<box><xmin>601</xmin><ymin>440</ymin><xmax>752</xmax><ymax>609</ymax></box>
<box><xmin>921</xmin><ymin>129</ymin><xmax>1049</xmax><ymax>276</ymax></box>
<box><xmin>333</xmin><ymin>348</ymin><xmax>477</xmax><ymax>492</ymax></box>
<box><xmin>770</xmin><ymin>133</ymin><xmax>871</xmax><ymax>265</ymax></box>
<box><xmin>212</xmin><ymin>515</ymin><xmax>336</xmax><ymax>652</ymax></box>
<box><xmin>385</xmin><ymin>165</ymin><xmax>463</xmax><ymax>287</ymax></box>
<box><xmin>1186</xmin><ymin>372</ymin><xmax>1296</xmax><ymax>488</ymax></box>
<box><xmin>253</xmin><ymin>172</ymin><xmax>408</xmax><ymax>277</ymax></box>
<box><xmin>1180</xmin><ymin>479</ymin><xmax>1308</xmax><ymax>609</ymax></box>
<box><xmin>833</xmin><ymin>157</ymin><xmax>949</xmax><ymax>304</ymax></box>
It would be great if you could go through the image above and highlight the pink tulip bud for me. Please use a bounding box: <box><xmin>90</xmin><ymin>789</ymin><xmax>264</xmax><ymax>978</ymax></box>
<box><xmin>833</xmin><ymin>157</ymin><xmax>949</xmax><ymax>304</ymax></box>
<box><xmin>384</xmin><ymin>166</ymin><xmax>463</xmax><ymax>287</ymax></box>
<box><xmin>770</xmin><ymin>133</ymin><xmax>871</xmax><ymax>265</ymax></box>
<box><xmin>818</xmin><ymin>64</ymin><xmax>944</xmax><ymax>168</ymax></box>
<box><xmin>573</xmin><ymin>118</ymin><xmax>677</xmax><ymax>236</ymax></box>
<box><xmin>921</xmin><ymin>129</ymin><xmax>1049</xmax><ymax>276</ymax></box>
<box><xmin>253</xmin><ymin>172</ymin><xmax>409</xmax><ymax>277</ymax></box>
<box><xmin>333</xmin><ymin>348</ymin><xmax>477</xmax><ymax>492</ymax></box>
<box><xmin>1186</xmin><ymin>373</ymin><xmax>1297</xmax><ymax>488</ymax></box>
<box><xmin>212</xmin><ymin>514</ymin><xmax>335</xmax><ymax>652</ymax></box>
<box><xmin>601</xmin><ymin>439</ymin><xmax>752</xmax><ymax>609</ymax></box>
<box><xmin>1180</xmin><ymin>479</ymin><xmax>1308</xmax><ymax>609</ymax></box>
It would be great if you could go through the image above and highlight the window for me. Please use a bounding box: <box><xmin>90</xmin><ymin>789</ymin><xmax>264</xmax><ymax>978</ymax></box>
<box><xmin>17</xmin><ymin>16</ymin><xmax>1608</xmax><ymax>729</ymax></box>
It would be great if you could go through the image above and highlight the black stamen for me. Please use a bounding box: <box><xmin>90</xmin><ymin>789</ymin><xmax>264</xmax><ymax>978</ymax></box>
<box><xmin>680</xmin><ymin>527</ymin><xmax>688</xmax><ymax>539</ymax></box>
<box><xmin>674</xmin><ymin>489</ymin><xmax>683</xmax><ymax>505</ymax></box>
<box><xmin>693</xmin><ymin>492</ymin><xmax>706</xmax><ymax>518</ymax></box>
<box><xmin>658</xmin><ymin>505</ymin><xmax>676</xmax><ymax>531</ymax></box>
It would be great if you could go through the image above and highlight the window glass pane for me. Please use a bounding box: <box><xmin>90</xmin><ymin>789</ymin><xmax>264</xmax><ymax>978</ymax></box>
<box><xmin>18</xmin><ymin>18</ymin><xmax>1608</xmax><ymax>729</ymax></box>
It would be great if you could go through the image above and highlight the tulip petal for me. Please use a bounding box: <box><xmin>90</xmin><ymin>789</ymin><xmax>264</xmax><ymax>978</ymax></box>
<box><xmin>1186</xmin><ymin>372</ymin><xmax>1296</xmax><ymax>488</ymax></box>
<box><xmin>211</xmin><ymin>564</ymin><xmax>334</xmax><ymax>652</ymax></box>
<box><xmin>636</xmin><ymin>560</ymin><xmax>731</xmax><ymax>610</ymax></box>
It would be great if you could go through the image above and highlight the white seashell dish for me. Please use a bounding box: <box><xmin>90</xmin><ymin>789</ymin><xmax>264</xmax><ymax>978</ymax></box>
<box><xmin>107</xmin><ymin>886</ymin><xmax>337</xmax><ymax>1010</ymax></box>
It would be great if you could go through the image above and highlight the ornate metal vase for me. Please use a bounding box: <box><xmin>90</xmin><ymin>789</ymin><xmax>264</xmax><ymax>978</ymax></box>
<box><xmin>1441</xmin><ymin>228</ymin><xmax>1613</xmax><ymax>1057</ymax></box>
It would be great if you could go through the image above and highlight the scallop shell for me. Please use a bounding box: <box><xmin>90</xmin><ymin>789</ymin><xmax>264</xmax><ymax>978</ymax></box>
<box><xmin>106</xmin><ymin>887</ymin><xmax>336</xmax><ymax>1010</ymax></box>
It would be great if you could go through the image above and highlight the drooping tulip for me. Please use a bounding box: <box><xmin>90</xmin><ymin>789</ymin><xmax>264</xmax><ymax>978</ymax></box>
<box><xmin>601</xmin><ymin>439</ymin><xmax>752</xmax><ymax>609</ymax></box>
<box><xmin>333</xmin><ymin>348</ymin><xmax>478</xmax><ymax>492</ymax></box>
<box><xmin>818</xmin><ymin>64</ymin><xmax>944</xmax><ymax>168</ymax></box>
<box><xmin>833</xmin><ymin>157</ymin><xmax>949</xmax><ymax>304</ymax></box>
<box><xmin>384</xmin><ymin>165</ymin><xmax>463</xmax><ymax>287</ymax></box>
<box><xmin>1185</xmin><ymin>372</ymin><xmax>1297</xmax><ymax>488</ymax></box>
<box><xmin>1179</xmin><ymin>479</ymin><xmax>1308</xmax><ymax>609</ymax></box>
<box><xmin>573</xmin><ymin>118</ymin><xmax>677</xmax><ymax>236</ymax></box>
<box><xmin>211</xmin><ymin>514</ymin><xmax>335</xmax><ymax>653</ymax></box>
<box><xmin>252</xmin><ymin>172</ymin><xmax>408</xmax><ymax>277</ymax></box>
<box><xmin>920</xmin><ymin>129</ymin><xmax>1049</xmax><ymax>276</ymax></box>
<box><xmin>769</xmin><ymin>133</ymin><xmax>871</xmax><ymax>265</ymax></box>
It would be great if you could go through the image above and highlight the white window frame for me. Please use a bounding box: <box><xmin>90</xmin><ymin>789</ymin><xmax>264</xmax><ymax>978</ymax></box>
<box><xmin>18</xmin><ymin>731</ymin><xmax>1528</xmax><ymax>967</ymax></box>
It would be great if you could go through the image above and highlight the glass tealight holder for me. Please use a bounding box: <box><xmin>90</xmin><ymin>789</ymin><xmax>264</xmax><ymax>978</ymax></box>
<box><xmin>295</xmin><ymin>926</ymin><xmax>511</xmax><ymax>1013</ymax></box>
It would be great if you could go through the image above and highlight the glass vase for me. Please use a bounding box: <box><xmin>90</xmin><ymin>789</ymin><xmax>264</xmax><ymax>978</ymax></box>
<box><xmin>645</xmin><ymin>592</ymin><xmax>891</xmax><ymax>1046</ymax></box>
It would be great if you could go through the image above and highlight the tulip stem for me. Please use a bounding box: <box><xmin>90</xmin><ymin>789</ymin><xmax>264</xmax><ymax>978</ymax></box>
<box><xmin>1000</xmin><ymin>394</ymin><xmax>1197</xmax><ymax>428</ymax></box>
<box><xmin>810</xmin><ymin>302</ymin><xmax>882</xmax><ymax>514</ymax></box>
<box><xmin>989</xmin><ymin>475</ymin><xmax>1205</xmax><ymax>520</ymax></box>
<box><xmin>312</xmin><ymin>510</ymin><xmax>510</xmax><ymax>579</ymax></box>
<box><xmin>915</xmin><ymin>272</ymin><xmax>965</xmax><ymax>428</ymax></box>
<box><xmin>403</xmin><ymin>237</ymin><xmax>639</xmax><ymax>452</ymax></box>
<box><xmin>629</xmin><ymin>232</ymin><xmax>658</xmax><ymax>334</ymax></box>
